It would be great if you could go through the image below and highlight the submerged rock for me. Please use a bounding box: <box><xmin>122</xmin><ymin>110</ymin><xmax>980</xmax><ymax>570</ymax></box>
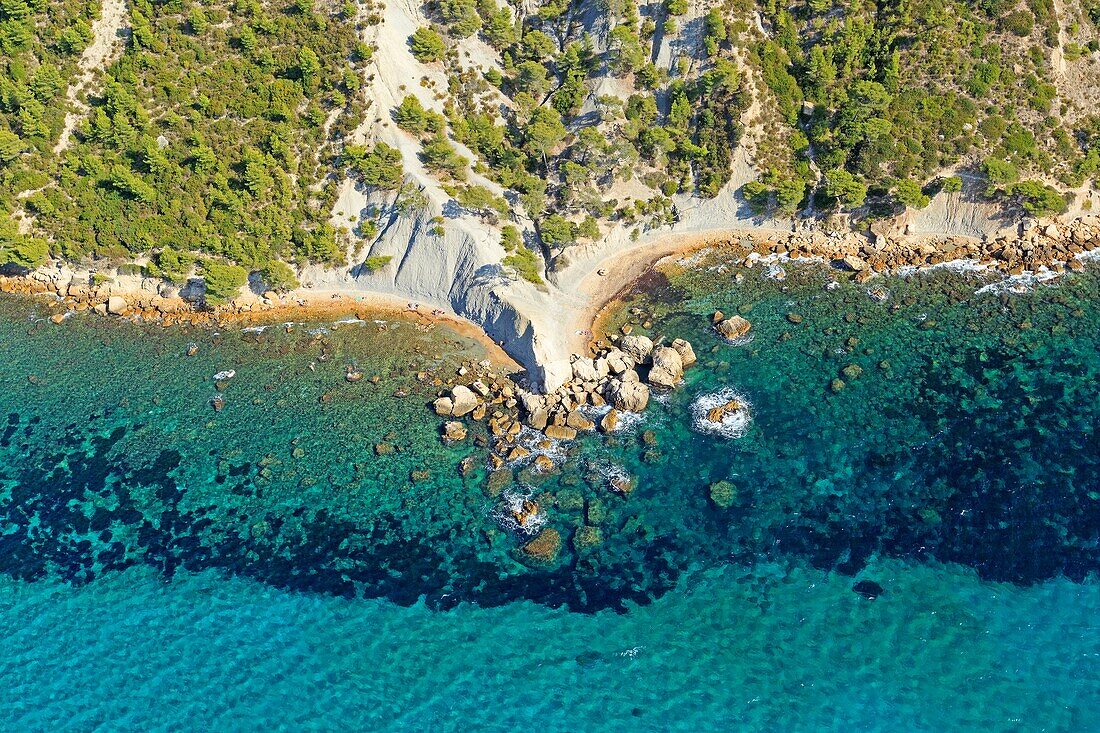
<box><xmin>852</xmin><ymin>580</ymin><xmax>884</xmax><ymax>600</ymax></box>
<box><xmin>708</xmin><ymin>480</ymin><xmax>736</xmax><ymax>508</ymax></box>
<box><xmin>520</xmin><ymin>527</ymin><xmax>562</xmax><ymax>563</ymax></box>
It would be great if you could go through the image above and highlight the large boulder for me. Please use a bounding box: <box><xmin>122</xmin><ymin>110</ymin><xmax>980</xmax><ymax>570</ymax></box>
<box><xmin>566</xmin><ymin>410</ymin><xmax>595</xmax><ymax>431</ymax></box>
<box><xmin>545</xmin><ymin>424</ymin><xmax>578</xmax><ymax>441</ymax></box>
<box><xmin>671</xmin><ymin>338</ymin><xmax>696</xmax><ymax>367</ymax></box>
<box><xmin>517</xmin><ymin>389</ymin><xmax>546</xmax><ymax>415</ymax></box>
<box><xmin>603</xmin><ymin>348</ymin><xmax>634</xmax><ymax>375</ymax></box>
<box><xmin>106</xmin><ymin>296</ymin><xmax>128</xmax><ymax>315</ymax></box>
<box><xmin>606</xmin><ymin>378</ymin><xmax>650</xmax><ymax>412</ymax></box>
<box><xmin>570</xmin><ymin>356</ymin><xmax>600</xmax><ymax>383</ymax></box>
<box><xmin>716</xmin><ymin>316</ymin><xmax>752</xmax><ymax>340</ymax></box>
<box><xmin>449</xmin><ymin>385</ymin><xmax>479</xmax><ymax>417</ymax></box>
<box><xmin>647</xmin><ymin>346</ymin><xmax>683</xmax><ymax>389</ymax></box>
<box><xmin>618</xmin><ymin>335</ymin><xmax>654</xmax><ymax>364</ymax></box>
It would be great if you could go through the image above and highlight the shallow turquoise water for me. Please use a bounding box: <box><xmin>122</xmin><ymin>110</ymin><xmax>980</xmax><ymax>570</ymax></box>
<box><xmin>2</xmin><ymin>259</ymin><xmax>1100</xmax><ymax>730</ymax></box>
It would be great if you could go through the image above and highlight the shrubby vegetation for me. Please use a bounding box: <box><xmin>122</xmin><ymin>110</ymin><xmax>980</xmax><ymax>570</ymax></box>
<box><xmin>3</xmin><ymin>0</ymin><xmax>368</xmax><ymax>283</ymax></box>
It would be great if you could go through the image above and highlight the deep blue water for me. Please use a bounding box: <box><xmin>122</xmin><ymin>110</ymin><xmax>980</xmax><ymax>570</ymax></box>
<box><xmin>2</xmin><ymin>256</ymin><xmax>1100</xmax><ymax>731</ymax></box>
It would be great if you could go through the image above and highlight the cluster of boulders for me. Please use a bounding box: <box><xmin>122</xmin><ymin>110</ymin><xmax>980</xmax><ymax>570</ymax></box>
<box><xmin>0</xmin><ymin>266</ymin><xmax>293</xmax><ymax>327</ymax></box>
<box><xmin>430</xmin><ymin>334</ymin><xmax>698</xmax><ymax>464</ymax></box>
<box><xmin>750</xmin><ymin>214</ymin><xmax>1100</xmax><ymax>280</ymax></box>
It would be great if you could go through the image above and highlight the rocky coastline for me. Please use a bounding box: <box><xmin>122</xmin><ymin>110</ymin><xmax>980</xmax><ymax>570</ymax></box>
<box><xmin>1</xmin><ymin>213</ymin><xmax>1099</xmax><ymax>387</ymax></box>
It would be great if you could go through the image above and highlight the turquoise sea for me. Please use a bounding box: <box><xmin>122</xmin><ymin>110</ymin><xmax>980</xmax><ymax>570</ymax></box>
<box><xmin>2</xmin><ymin>256</ymin><xmax>1100</xmax><ymax>731</ymax></box>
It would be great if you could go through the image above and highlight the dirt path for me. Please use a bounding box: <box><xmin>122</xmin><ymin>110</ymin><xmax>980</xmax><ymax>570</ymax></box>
<box><xmin>54</xmin><ymin>0</ymin><xmax>130</xmax><ymax>154</ymax></box>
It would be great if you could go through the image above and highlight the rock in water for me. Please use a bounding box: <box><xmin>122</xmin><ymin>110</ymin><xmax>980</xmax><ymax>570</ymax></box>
<box><xmin>706</xmin><ymin>399</ymin><xmax>745</xmax><ymax>424</ymax></box>
<box><xmin>449</xmin><ymin>385</ymin><xmax>479</xmax><ymax>417</ymax></box>
<box><xmin>852</xmin><ymin>580</ymin><xmax>884</xmax><ymax>600</ymax></box>
<box><xmin>607</xmin><ymin>379</ymin><xmax>650</xmax><ymax>412</ymax></box>
<box><xmin>520</xmin><ymin>528</ymin><xmax>562</xmax><ymax>564</ymax></box>
<box><xmin>618</xmin><ymin>335</ymin><xmax>654</xmax><ymax>364</ymax></box>
<box><xmin>545</xmin><ymin>424</ymin><xmax>578</xmax><ymax>441</ymax></box>
<box><xmin>708</xmin><ymin>480</ymin><xmax>736</xmax><ymax>508</ymax></box>
<box><xmin>565</xmin><ymin>410</ymin><xmax>595</xmax><ymax>431</ymax></box>
<box><xmin>526</xmin><ymin>407</ymin><xmax>549</xmax><ymax>431</ymax></box>
<box><xmin>647</xmin><ymin>346</ymin><xmax>684</xmax><ymax>389</ymax></box>
<box><xmin>441</xmin><ymin>421</ymin><xmax>468</xmax><ymax>443</ymax></box>
<box><xmin>716</xmin><ymin>316</ymin><xmax>752</xmax><ymax>339</ymax></box>
<box><xmin>599</xmin><ymin>409</ymin><xmax>620</xmax><ymax>433</ymax></box>
<box><xmin>671</xmin><ymin>338</ymin><xmax>696</xmax><ymax>367</ymax></box>
<box><xmin>433</xmin><ymin>396</ymin><xmax>454</xmax><ymax>416</ymax></box>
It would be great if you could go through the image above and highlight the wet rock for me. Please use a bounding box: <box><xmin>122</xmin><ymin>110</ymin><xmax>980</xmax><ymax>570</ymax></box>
<box><xmin>186</xmin><ymin>344</ymin><xmax>199</xmax><ymax>357</ymax></box>
<box><xmin>711</xmin><ymin>310</ymin><xmax>725</xmax><ymax>324</ymax></box>
<box><xmin>606</xmin><ymin>378</ymin><xmax>650</xmax><ymax>412</ymax></box>
<box><xmin>786</xmin><ymin>313</ymin><xmax>803</xmax><ymax>324</ymax></box>
<box><xmin>670</xmin><ymin>338</ymin><xmax>696</xmax><ymax>367</ymax></box>
<box><xmin>49</xmin><ymin>313</ymin><xmax>66</xmax><ymax>325</ymax></box>
<box><xmin>545</xmin><ymin>424</ymin><xmax>578</xmax><ymax>441</ymax></box>
<box><xmin>647</xmin><ymin>346</ymin><xmax>683</xmax><ymax>389</ymax></box>
<box><xmin>520</xmin><ymin>528</ymin><xmax>562</xmax><ymax>564</ymax></box>
<box><xmin>618</xmin><ymin>335</ymin><xmax>654</xmax><ymax>364</ymax></box>
<box><xmin>716</xmin><ymin>316</ymin><xmax>752</xmax><ymax>339</ymax></box>
<box><xmin>526</xmin><ymin>407</ymin><xmax>549</xmax><ymax>431</ymax></box>
<box><xmin>599</xmin><ymin>409</ymin><xmax>620</xmax><ymax>433</ymax></box>
<box><xmin>507</xmin><ymin>445</ymin><xmax>531</xmax><ymax>462</ymax></box>
<box><xmin>450</xmin><ymin>385</ymin><xmax>479</xmax><ymax>417</ymax></box>
<box><xmin>706</xmin><ymin>399</ymin><xmax>746</xmax><ymax>424</ymax></box>
<box><xmin>566</xmin><ymin>410</ymin><xmax>595</xmax><ymax>431</ymax></box>
<box><xmin>442</xmin><ymin>421</ymin><xmax>468</xmax><ymax>443</ymax></box>
<box><xmin>345</xmin><ymin>369</ymin><xmax>364</xmax><ymax>383</ymax></box>
<box><xmin>210</xmin><ymin>395</ymin><xmax>226</xmax><ymax>412</ymax></box>
<box><xmin>432</xmin><ymin>396</ymin><xmax>454</xmax><ymax>416</ymax></box>
<box><xmin>533</xmin><ymin>454</ymin><xmax>556</xmax><ymax>473</ymax></box>
<box><xmin>458</xmin><ymin>455</ymin><xmax>477</xmax><ymax>477</ymax></box>
<box><xmin>708</xmin><ymin>480</ymin><xmax>736</xmax><ymax>508</ymax></box>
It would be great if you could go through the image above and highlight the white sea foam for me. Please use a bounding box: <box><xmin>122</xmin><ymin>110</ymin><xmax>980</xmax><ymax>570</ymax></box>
<box><xmin>493</xmin><ymin>486</ymin><xmax>546</xmax><ymax>536</ymax></box>
<box><xmin>212</xmin><ymin>370</ymin><xmax>236</xmax><ymax>381</ymax></box>
<box><xmin>241</xmin><ymin>325</ymin><xmax>268</xmax><ymax>334</ymax></box>
<box><xmin>975</xmin><ymin>267</ymin><xmax>1061</xmax><ymax>296</ymax></box>
<box><xmin>690</xmin><ymin>388</ymin><xmax>753</xmax><ymax>439</ymax></box>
